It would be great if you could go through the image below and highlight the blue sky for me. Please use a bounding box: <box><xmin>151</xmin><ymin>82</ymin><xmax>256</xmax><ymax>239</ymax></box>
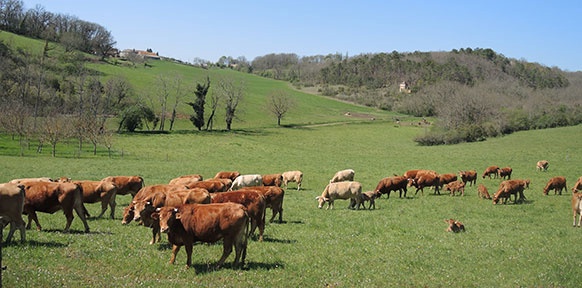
<box><xmin>26</xmin><ymin>0</ymin><xmax>581</xmax><ymax>71</ymax></box>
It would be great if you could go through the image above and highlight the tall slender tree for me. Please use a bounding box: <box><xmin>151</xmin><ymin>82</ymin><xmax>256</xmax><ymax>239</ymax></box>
<box><xmin>186</xmin><ymin>76</ymin><xmax>210</xmax><ymax>130</ymax></box>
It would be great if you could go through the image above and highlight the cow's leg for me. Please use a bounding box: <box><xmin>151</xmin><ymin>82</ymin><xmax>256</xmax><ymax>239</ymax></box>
<box><xmin>108</xmin><ymin>195</ymin><xmax>116</xmax><ymax>219</ymax></box>
<box><xmin>73</xmin><ymin>201</ymin><xmax>90</xmax><ymax>233</ymax></box>
<box><xmin>169</xmin><ymin>244</ymin><xmax>181</xmax><ymax>264</ymax></box>
<box><xmin>96</xmin><ymin>199</ymin><xmax>109</xmax><ymax>218</ymax></box>
<box><xmin>25</xmin><ymin>210</ymin><xmax>42</xmax><ymax>231</ymax></box>
<box><xmin>233</xmin><ymin>223</ymin><xmax>248</xmax><ymax>268</ymax></box>
<box><xmin>184</xmin><ymin>242</ymin><xmax>193</xmax><ymax>267</ymax></box>
<box><xmin>578</xmin><ymin>213</ymin><xmax>582</xmax><ymax>227</ymax></box>
<box><xmin>150</xmin><ymin>224</ymin><xmax>160</xmax><ymax>245</ymax></box>
<box><xmin>217</xmin><ymin>238</ymin><xmax>234</xmax><ymax>269</ymax></box>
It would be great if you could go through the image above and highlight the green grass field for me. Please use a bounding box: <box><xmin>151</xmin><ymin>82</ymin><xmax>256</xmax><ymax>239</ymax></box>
<box><xmin>1</xmin><ymin>121</ymin><xmax>581</xmax><ymax>287</ymax></box>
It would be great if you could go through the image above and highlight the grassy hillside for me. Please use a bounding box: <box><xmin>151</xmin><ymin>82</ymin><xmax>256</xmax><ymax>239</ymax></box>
<box><xmin>1</xmin><ymin>121</ymin><xmax>581</xmax><ymax>287</ymax></box>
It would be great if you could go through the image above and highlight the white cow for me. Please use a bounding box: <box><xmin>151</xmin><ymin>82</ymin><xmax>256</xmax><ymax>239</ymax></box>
<box><xmin>230</xmin><ymin>174</ymin><xmax>263</xmax><ymax>190</ymax></box>
<box><xmin>316</xmin><ymin>181</ymin><xmax>362</xmax><ymax>210</ymax></box>
<box><xmin>282</xmin><ymin>170</ymin><xmax>303</xmax><ymax>191</ymax></box>
<box><xmin>329</xmin><ymin>169</ymin><xmax>355</xmax><ymax>183</ymax></box>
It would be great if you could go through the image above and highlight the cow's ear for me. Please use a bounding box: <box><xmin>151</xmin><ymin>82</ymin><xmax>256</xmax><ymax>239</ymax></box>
<box><xmin>175</xmin><ymin>213</ymin><xmax>182</xmax><ymax>220</ymax></box>
<box><xmin>150</xmin><ymin>212</ymin><xmax>159</xmax><ymax>220</ymax></box>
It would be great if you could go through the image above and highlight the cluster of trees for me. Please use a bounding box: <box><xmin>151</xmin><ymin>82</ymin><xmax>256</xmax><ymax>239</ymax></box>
<box><xmin>0</xmin><ymin>0</ymin><xmax>116</xmax><ymax>58</ymax></box>
<box><xmin>245</xmin><ymin>48</ymin><xmax>580</xmax><ymax>145</ymax></box>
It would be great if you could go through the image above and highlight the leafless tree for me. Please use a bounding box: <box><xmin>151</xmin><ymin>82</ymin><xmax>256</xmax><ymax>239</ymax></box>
<box><xmin>206</xmin><ymin>89</ymin><xmax>220</xmax><ymax>131</ymax></box>
<box><xmin>42</xmin><ymin>113</ymin><xmax>71</xmax><ymax>157</ymax></box>
<box><xmin>266</xmin><ymin>89</ymin><xmax>295</xmax><ymax>126</ymax></box>
<box><xmin>156</xmin><ymin>75</ymin><xmax>170</xmax><ymax>131</ymax></box>
<box><xmin>216</xmin><ymin>77</ymin><xmax>245</xmax><ymax>131</ymax></box>
<box><xmin>169</xmin><ymin>75</ymin><xmax>184</xmax><ymax>131</ymax></box>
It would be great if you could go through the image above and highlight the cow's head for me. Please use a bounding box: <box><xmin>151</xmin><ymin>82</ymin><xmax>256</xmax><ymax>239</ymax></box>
<box><xmin>152</xmin><ymin>207</ymin><xmax>180</xmax><ymax>233</ymax></box>
<box><xmin>315</xmin><ymin>196</ymin><xmax>329</xmax><ymax>209</ymax></box>
<box><xmin>121</xmin><ymin>205</ymin><xmax>135</xmax><ymax>225</ymax></box>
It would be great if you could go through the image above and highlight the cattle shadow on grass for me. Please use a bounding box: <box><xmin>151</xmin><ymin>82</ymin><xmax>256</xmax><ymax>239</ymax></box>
<box><xmin>189</xmin><ymin>261</ymin><xmax>284</xmax><ymax>274</ymax></box>
<box><xmin>261</xmin><ymin>236</ymin><xmax>297</xmax><ymax>244</ymax></box>
<box><xmin>21</xmin><ymin>239</ymin><xmax>67</xmax><ymax>248</ymax></box>
<box><xmin>41</xmin><ymin>229</ymin><xmax>112</xmax><ymax>235</ymax></box>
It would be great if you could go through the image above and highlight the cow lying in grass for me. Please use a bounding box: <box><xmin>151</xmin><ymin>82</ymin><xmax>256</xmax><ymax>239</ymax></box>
<box><xmin>444</xmin><ymin>218</ymin><xmax>465</xmax><ymax>233</ymax></box>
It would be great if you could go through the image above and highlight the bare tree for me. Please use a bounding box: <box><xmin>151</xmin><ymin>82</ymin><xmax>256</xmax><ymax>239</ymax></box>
<box><xmin>156</xmin><ymin>75</ymin><xmax>170</xmax><ymax>131</ymax></box>
<box><xmin>266</xmin><ymin>89</ymin><xmax>295</xmax><ymax>126</ymax></box>
<box><xmin>216</xmin><ymin>77</ymin><xmax>245</xmax><ymax>131</ymax></box>
<box><xmin>42</xmin><ymin>114</ymin><xmax>71</xmax><ymax>157</ymax></box>
<box><xmin>206</xmin><ymin>89</ymin><xmax>220</xmax><ymax>131</ymax></box>
<box><xmin>169</xmin><ymin>75</ymin><xmax>184</xmax><ymax>131</ymax></box>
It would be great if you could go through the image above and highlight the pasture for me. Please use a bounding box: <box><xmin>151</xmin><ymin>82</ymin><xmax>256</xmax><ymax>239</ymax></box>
<box><xmin>1</xmin><ymin>122</ymin><xmax>581</xmax><ymax>287</ymax></box>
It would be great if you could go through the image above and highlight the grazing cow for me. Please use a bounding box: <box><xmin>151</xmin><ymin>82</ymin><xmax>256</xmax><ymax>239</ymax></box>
<box><xmin>102</xmin><ymin>175</ymin><xmax>144</xmax><ymax>197</ymax></box>
<box><xmin>212</xmin><ymin>177</ymin><xmax>233</xmax><ymax>188</ymax></box>
<box><xmin>444</xmin><ymin>219</ymin><xmax>465</xmax><ymax>233</ymax></box>
<box><xmin>543</xmin><ymin>176</ymin><xmax>567</xmax><ymax>195</ymax></box>
<box><xmin>229</xmin><ymin>174</ymin><xmax>263</xmax><ymax>191</ymax></box>
<box><xmin>168</xmin><ymin>174</ymin><xmax>203</xmax><ymax>186</ymax></box>
<box><xmin>374</xmin><ymin>176</ymin><xmax>409</xmax><ymax>198</ymax></box>
<box><xmin>572</xmin><ymin>191</ymin><xmax>582</xmax><ymax>227</ymax></box>
<box><xmin>211</xmin><ymin>190</ymin><xmax>266</xmax><ymax>241</ymax></box>
<box><xmin>537</xmin><ymin>160</ymin><xmax>549</xmax><ymax>171</ymax></box>
<box><xmin>408</xmin><ymin>173</ymin><xmax>440</xmax><ymax>196</ymax></box>
<box><xmin>482</xmin><ymin>166</ymin><xmax>500</xmax><ymax>179</ymax></box>
<box><xmin>493</xmin><ymin>180</ymin><xmax>528</xmax><ymax>204</ymax></box>
<box><xmin>239</xmin><ymin>186</ymin><xmax>285</xmax><ymax>223</ymax></box>
<box><xmin>497</xmin><ymin>167</ymin><xmax>513</xmax><ymax>180</ymax></box>
<box><xmin>329</xmin><ymin>169</ymin><xmax>355</xmax><ymax>183</ymax></box>
<box><xmin>9</xmin><ymin>177</ymin><xmax>53</xmax><ymax>184</ymax></box>
<box><xmin>0</xmin><ymin>183</ymin><xmax>26</xmax><ymax>243</ymax></box>
<box><xmin>358</xmin><ymin>190</ymin><xmax>381</xmax><ymax>210</ymax></box>
<box><xmin>438</xmin><ymin>173</ymin><xmax>458</xmax><ymax>189</ymax></box>
<box><xmin>214</xmin><ymin>171</ymin><xmax>241</xmax><ymax>181</ymax></box>
<box><xmin>404</xmin><ymin>169</ymin><xmax>437</xmax><ymax>181</ymax></box>
<box><xmin>316</xmin><ymin>181</ymin><xmax>362</xmax><ymax>210</ymax></box>
<box><xmin>74</xmin><ymin>180</ymin><xmax>118</xmax><ymax>219</ymax></box>
<box><xmin>186</xmin><ymin>179</ymin><xmax>228</xmax><ymax>193</ymax></box>
<box><xmin>21</xmin><ymin>181</ymin><xmax>90</xmax><ymax>232</ymax></box>
<box><xmin>445</xmin><ymin>181</ymin><xmax>465</xmax><ymax>196</ymax></box>
<box><xmin>459</xmin><ymin>170</ymin><xmax>477</xmax><ymax>187</ymax></box>
<box><xmin>262</xmin><ymin>174</ymin><xmax>283</xmax><ymax>187</ymax></box>
<box><xmin>477</xmin><ymin>184</ymin><xmax>491</xmax><ymax>199</ymax></box>
<box><xmin>152</xmin><ymin>203</ymin><xmax>249</xmax><ymax>268</ymax></box>
<box><xmin>282</xmin><ymin>170</ymin><xmax>303</xmax><ymax>191</ymax></box>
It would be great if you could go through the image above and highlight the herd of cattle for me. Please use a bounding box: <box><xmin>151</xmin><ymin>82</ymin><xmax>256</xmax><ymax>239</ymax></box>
<box><xmin>2</xmin><ymin>160</ymin><xmax>582</xmax><ymax>269</ymax></box>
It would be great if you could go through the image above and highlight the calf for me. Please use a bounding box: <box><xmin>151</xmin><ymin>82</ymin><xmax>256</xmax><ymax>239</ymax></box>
<box><xmin>543</xmin><ymin>176</ymin><xmax>567</xmax><ymax>195</ymax></box>
<box><xmin>459</xmin><ymin>170</ymin><xmax>477</xmax><ymax>187</ymax></box>
<box><xmin>329</xmin><ymin>169</ymin><xmax>355</xmax><ymax>183</ymax></box>
<box><xmin>445</xmin><ymin>181</ymin><xmax>465</xmax><ymax>196</ymax></box>
<box><xmin>497</xmin><ymin>167</ymin><xmax>513</xmax><ymax>180</ymax></box>
<box><xmin>152</xmin><ymin>203</ymin><xmax>249</xmax><ymax>269</ymax></box>
<box><xmin>374</xmin><ymin>176</ymin><xmax>408</xmax><ymax>198</ymax></box>
<box><xmin>444</xmin><ymin>219</ymin><xmax>465</xmax><ymax>233</ymax></box>
<box><xmin>358</xmin><ymin>190</ymin><xmax>381</xmax><ymax>210</ymax></box>
<box><xmin>536</xmin><ymin>160</ymin><xmax>549</xmax><ymax>171</ymax></box>
<box><xmin>482</xmin><ymin>166</ymin><xmax>500</xmax><ymax>179</ymax></box>
<box><xmin>282</xmin><ymin>170</ymin><xmax>303</xmax><ymax>191</ymax></box>
<box><xmin>572</xmin><ymin>191</ymin><xmax>582</xmax><ymax>227</ymax></box>
<box><xmin>438</xmin><ymin>173</ymin><xmax>458</xmax><ymax>189</ymax></box>
<box><xmin>21</xmin><ymin>181</ymin><xmax>90</xmax><ymax>232</ymax></box>
<box><xmin>0</xmin><ymin>183</ymin><xmax>26</xmax><ymax>243</ymax></box>
<box><xmin>316</xmin><ymin>181</ymin><xmax>362</xmax><ymax>210</ymax></box>
<box><xmin>477</xmin><ymin>184</ymin><xmax>491</xmax><ymax>199</ymax></box>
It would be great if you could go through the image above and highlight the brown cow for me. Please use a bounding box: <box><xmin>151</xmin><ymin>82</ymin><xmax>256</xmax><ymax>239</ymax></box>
<box><xmin>497</xmin><ymin>167</ymin><xmax>513</xmax><ymax>180</ymax></box>
<box><xmin>132</xmin><ymin>188</ymin><xmax>211</xmax><ymax>245</ymax></box>
<box><xmin>262</xmin><ymin>174</ymin><xmax>283</xmax><ymax>187</ymax></box>
<box><xmin>477</xmin><ymin>184</ymin><xmax>491</xmax><ymax>199</ymax></box>
<box><xmin>445</xmin><ymin>181</ymin><xmax>465</xmax><ymax>196</ymax></box>
<box><xmin>374</xmin><ymin>176</ymin><xmax>408</xmax><ymax>198</ymax></box>
<box><xmin>168</xmin><ymin>174</ymin><xmax>203</xmax><ymax>186</ymax></box>
<box><xmin>102</xmin><ymin>175</ymin><xmax>144</xmax><ymax>197</ymax></box>
<box><xmin>21</xmin><ymin>181</ymin><xmax>90</xmax><ymax>232</ymax></box>
<box><xmin>572</xmin><ymin>191</ymin><xmax>582</xmax><ymax>227</ymax></box>
<box><xmin>74</xmin><ymin>180</ymin><xmax>118</xmax><ymax>219</ymax></box>
<box><xmin>482</xmin><ymin>166</ymin><xmax>500</xmax><ymax>179</ymax></box>
<box><xmin>438</xmin><ymin>173</ymin><xmax>458</xmax><ymax>189</ymax></box>
<box><xmin>239</xmin><ymin>186</ymin><xmax>285</xmax><ymax>223</ymax></box>
<box><xmin>573</xmin><ymin>176</ymin><xmax>582</xmax><ymax>193</ymax></box>
<box><xmin>358</xmin><ymin>190</ymin><xmax>381</xmax><ymax>210</ymax></box>
<box><xmin>493</xmin><ymin>180</ymin><xmax>528</xmax><ymax>204</ymax></box>
<box><xmin>444</xmin><ymin>219</ymin><xmax>465</xmax><ymax>233</ymax></box>
<box><xmin>122</xmin><ymin>184</ymin><xmax>187</xmax><ymax>226</ymax></box>
<box><xmin>186</xmin><ymin>179</ymin><xmax>228</xmax><ymax>192</ymax></box>
<box><xmin>537</xmin><ymin>160</ymin><xmax>549</xmax><ymax>172</ymax></box>
<box><xmin>282</xmin><ymin>170</ymin><xmax>303</xmax><ymax>191</ymax></box>
<box><xmin>459</xmin><ymin>170</ymin><xmax>477</xmax><ymax>187</ymax></box>
<box><xmin>214</xmin><ymin>171</ymin><xmax>241</xmax><ymax>181</ymax></box>
<box><xmin>0</xmin><ymin>183</ymin><xmax>26</xmax><ymax>243</ymax></box>
<box><xmin>543</xmin><ymin>176</ymin><xmax>567</xmax><ymax>195</ymax></box>
<box><xmin>408</xmin><ymin>173</ymin><xmax>440</xmax><ymax>196</ymax></box>
<box><xmin>152</xmin><ymin>203</ymin><xmax>249</xmax><ymax>268</ymax></box>
<box><xmin>211</xmin><ymin>190</ymin><xmax>266</xmax><ymax>242</ymax></box>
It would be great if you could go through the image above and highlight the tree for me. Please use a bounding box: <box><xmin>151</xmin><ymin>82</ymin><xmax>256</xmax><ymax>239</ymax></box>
<box><xmin>266</xmin><ymin>89</ymin><xmax>294</xmax><ymax>126</ymax></box>
<box><xmin>156</xmin><ymin>75</ymin><xmax>170</xmax><ymax>131</ymax></box>
<box><xmin>169</xmin><ymin>75</ymin><xmax>185</xmax><ymax>131</ymax></box>
<box><xmin>205</xmin><ymin>88</ymin><xmax>220</xmax><ymax>131</ymax></box>
<box><xmin>118</xmin><ymin>104</ymin><xmax>156</xmax><ymax>132</ymax></box>
<box><xmin>216</xmin><ymin>77</ymin><xmax>244</xmax><ymax>131</ymax></box>
<box><xmin>186</xmin><ymin>76</ymin><xmax>210</xmax><ymax>130</ymax></box>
